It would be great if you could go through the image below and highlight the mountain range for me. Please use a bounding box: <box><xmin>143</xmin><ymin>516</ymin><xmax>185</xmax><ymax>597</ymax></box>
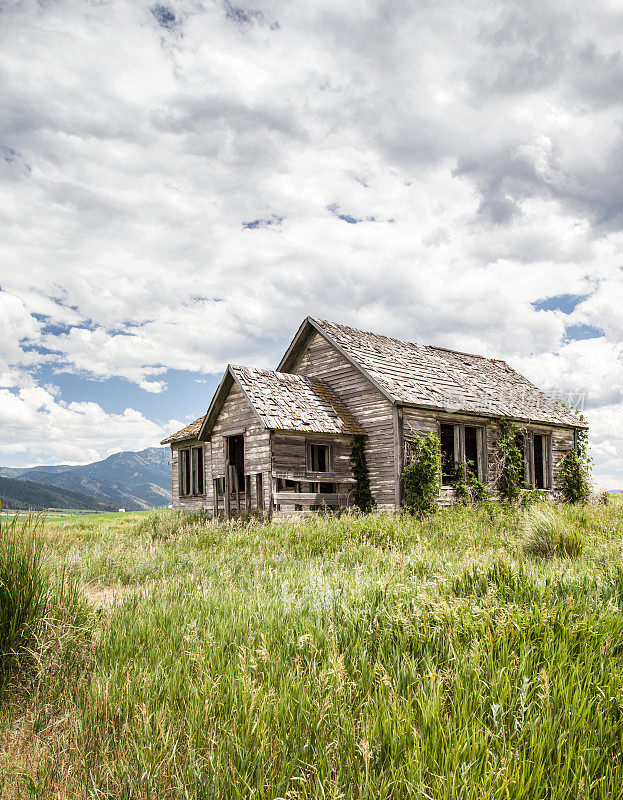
<box><xmin>0</xmin><ymin>476</ymin><xmax>118</xmax><ymax>512</ymax></box>
<box><xmin>0</xmin><ymin>447</ymin><xmax>172</xmax><ymax>511</ymax></box>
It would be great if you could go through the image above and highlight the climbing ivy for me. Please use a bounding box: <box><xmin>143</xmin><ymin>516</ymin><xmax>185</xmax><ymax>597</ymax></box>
<box><xmin>494</xmin><ymin>418</ymin><xmax>525</xmax><ymax>503</ymax></box>
<box><xmin>449</xmin><ymin>461</ymin><xmax>490</xmax><ymax>505</ymax></box>
<box><xmin>561</xmin><ymin>421</ymin><xmax>592</xmax><ymax>504</ymax></box>
<box><xmin>402</xmin><ymin>432</ymin><xmax>440</xmax><ymax>517</ymax></box>
<box><xmin>349</xmin><ymin>435</ymin><xmax>375</xmax><ymax>513</ymax></box>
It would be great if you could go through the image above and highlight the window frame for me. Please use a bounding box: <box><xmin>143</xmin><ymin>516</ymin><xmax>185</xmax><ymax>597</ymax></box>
<box><xmin>178</xmin><ymin>445</ymin><xmax>205</xmax><ymax>497</ymax></box>
<box><xmin>436</xmin><ymin>420</ymin><xmax>487</xmax><ymax>486</ymax></box>
<box><xmin>522</xmin><ymin>430</ymin><xmax>552</xmax><ymax>490</ymax></box>
<box><xmin>306</xmin><ymin>441</ymin><xmax>333</xmax><ymax>475</ymax></box>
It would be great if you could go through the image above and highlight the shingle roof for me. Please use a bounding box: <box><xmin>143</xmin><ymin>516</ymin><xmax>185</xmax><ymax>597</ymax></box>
<box><xmin>160</xmin><ymin>415</ymin><xmax>205</xmax><ymax>444</ymax></box>
<box><xmin>302</xmin><ymin>318</ymin><xmax>585</xmax><ymax>428</ymax></box>
<box><xmin>230</xmin><ymin>365</ymin><xmax>365</xmax><ymax>435</ymax></box>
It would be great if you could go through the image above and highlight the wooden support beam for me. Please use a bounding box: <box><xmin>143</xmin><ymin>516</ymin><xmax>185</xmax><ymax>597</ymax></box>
<box><xmin>245</xmin><ymin>474</ymin><xmax>252</xmax><ymax>511</ymax></box>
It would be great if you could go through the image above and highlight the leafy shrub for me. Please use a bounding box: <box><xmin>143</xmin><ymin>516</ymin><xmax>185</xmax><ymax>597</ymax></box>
<box><xmin>522</xmin><ymin>505</ymin><xmax>584</xmax><ymax>558</ymax></box>
<box><xmin>520</xmin><ymin>488</ymin><xmax>548</xmax><ymax>507</ymax></box>
<box><xmin>0</xmin><ymin>507</ymin><xmax>49</xmax><ymax>687</ymax></box>
<box><xmin>560</xmin><ymin>423</ymin><xmax>592</xmax><ymax>504</ymax></box>
<box><xmin>561</xmin><ymin>451</ymin><xmax>591</xmax><ymax>504</ymax></box>
<box><xmin>402</xmin><ymin>432</ymin><xmax>440</xmax><ymax>517</ymax></box>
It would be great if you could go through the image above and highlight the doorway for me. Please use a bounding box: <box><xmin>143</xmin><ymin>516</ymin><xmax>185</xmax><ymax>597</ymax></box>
<box><xmin>227</xmin><ymin>434</ymin><xmax>245</xmax><ymax>496</ymax></box>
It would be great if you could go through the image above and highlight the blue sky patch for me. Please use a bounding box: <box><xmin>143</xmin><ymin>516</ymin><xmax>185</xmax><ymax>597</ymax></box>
<box><xmin>151</xmin><ymin>4</ymin><xmax>176</xmax><ymax>29</ymax></box>
<box><xmin>532</xmin><ymin>293</ymin><xmax>589</xmax><ymax>314</ymax></box>
<box><xmin>564</xmin><ymin>323</ymin><xmax>604</xmax><ymax>341</ymax></box>
<box><xmin>242</xmin><ymin>215</ymin><xmax>284</xmax><ymax>229</ymax></box>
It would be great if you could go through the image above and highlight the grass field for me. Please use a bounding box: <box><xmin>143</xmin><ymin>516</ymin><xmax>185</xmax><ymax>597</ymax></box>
<box><xmin>2</xmin><ymin>499</ymin><xmax>623</xmax><ymax>799</ymax></box>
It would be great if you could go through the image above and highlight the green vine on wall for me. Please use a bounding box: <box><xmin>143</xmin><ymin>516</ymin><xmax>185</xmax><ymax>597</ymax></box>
<box><xmin>402</xmin><ymin>432</ymin><xmax>440</xmax><ymax>517</ymax></box>
<box><xmin>494</xmin><ymin>418</ymin><xmax>525</xmax><ymax>503</ymax></box>
<box><xmin>561</xmin><ymin>420</ymin><xmax>592</xmax><ymax>504</ymax></box>
<box><xmin>349</xmin><ymin>435</ymin><xmax>375</xmax><ymax>513</ymax></box>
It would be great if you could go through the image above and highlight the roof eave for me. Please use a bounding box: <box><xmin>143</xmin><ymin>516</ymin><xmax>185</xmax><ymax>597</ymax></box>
<box><xmin>396</xmin><ymin>400</ymin><xmax>587</xmax><ymax>429</ymax></box>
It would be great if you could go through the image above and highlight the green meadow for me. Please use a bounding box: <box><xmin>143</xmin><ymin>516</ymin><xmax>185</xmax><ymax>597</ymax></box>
<box><xmin>2</xmin><ymin>499</ymin><xmax>623</xmax><ymax>799</ymax></box>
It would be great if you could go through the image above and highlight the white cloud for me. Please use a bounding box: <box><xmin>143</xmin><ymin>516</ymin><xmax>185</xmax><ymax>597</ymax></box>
<box><xmin>0</xmin><ymin>380</ymin><xmax>176</xmax><ymax>464</ymax></box>
<box><xmin>0</xmin><ymin>0</ymin><xmax>621</xmax><ymax>482</ymax></box>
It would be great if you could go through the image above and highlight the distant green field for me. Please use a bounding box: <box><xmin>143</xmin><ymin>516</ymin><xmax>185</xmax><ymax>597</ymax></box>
<box><xmin>2</xmin><ymin>498</ymin><xmax>623</xmax><ymax>798</ymax></box>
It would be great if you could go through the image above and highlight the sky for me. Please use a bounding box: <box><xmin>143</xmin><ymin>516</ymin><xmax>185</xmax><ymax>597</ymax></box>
<box><xmin>1</xmin><ymin>0</ymin><xmax>622</xmax><ymax>488</ymax></box>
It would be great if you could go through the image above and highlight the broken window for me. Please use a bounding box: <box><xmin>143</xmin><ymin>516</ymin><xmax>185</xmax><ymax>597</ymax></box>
<box><xmin>226</xmin><ymin>434</ymin><xmax>245</xmax><ymax>495</ymax></box>
<box><xmin>464</xmin><ymin>426</ymin><xmax>479</xmax><ymax>474</ymax></box>
<box><xmin>277</xmin><ymin>478</ymin><xmax>300</xmax><ymax>491</ymax></box>
<box><xmin>179</xmin><ymin>446</ymin><xmax>204</xmax><ymax>496</ymax></box>
<box><xmin>308</xmin><ymin>443</ymin><xmax>331</xmax><ymax>473</ymax></box>
<box><xmin>506</xmin><ymin>429</ymin><xmax>551</xmax><ymax>489</ymax></box>
<box><xmin>526</xmin><ymin>432</ymin><xmax>550</xmax><ymax>489</ymax></box>
<box><xmin>438</xmin><ymin>422</ymin><xmax>484</xmax><ymax>484</ymax></box>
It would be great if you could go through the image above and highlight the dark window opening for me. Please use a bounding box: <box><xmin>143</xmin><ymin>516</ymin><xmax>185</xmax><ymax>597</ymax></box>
<box><xmin>179</xmin><ymin>446</ymin><xmax>204</xmax><ymax>496</ymax></box>
<box><xmin>534</xmin><ymin>434</ymin><xmax>545</xmax><ymax>489</ymax></box>
<box><xmin>277</xmin><ymin>478</ymin><xmax>299</xmax><ymax>491</ymax></box>
<box><xmin>464</xmin><ymin>426</ymin><xmax>479</xmax><ymax>478</ymax></box>
<box><xmin>319</xmin><ymin>482</ymin><xmax>336</xmax><ymax>493</ymax></box>
<box><xmin>309</xmin><ymin>443</ymin><xmax>331</xmax><ymax>473</ymax></box>
<box><xmin>227</xmin><ymin>435</ymin><xmax>244</xmax><ymax>494</ymax></box>
<box><xmin>215</xmin><ymin>476</ymin><xmax>225</xmax><ymax>494</ymax></box>
<box><xmin>439</xmin><ymin>424</ymin><xmax>456</xmax><ymax>482</ymax></box>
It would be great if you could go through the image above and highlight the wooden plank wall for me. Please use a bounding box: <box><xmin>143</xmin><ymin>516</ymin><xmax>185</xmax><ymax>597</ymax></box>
<box><xmin>288</xmin><ymin>331</ymin><xmax>397</xmax><ymax>510</ymax></box>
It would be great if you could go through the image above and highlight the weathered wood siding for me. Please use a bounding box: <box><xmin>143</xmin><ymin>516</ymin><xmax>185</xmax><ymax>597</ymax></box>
<box><xmin>207</xmin><ymin>382</ymin><xmax>272</xmax><ymax>511</ymax></box>
<box><xmin>288</xmin><ymin>331</ymin><xmax>397</xmax><ymax>510</ymax></box>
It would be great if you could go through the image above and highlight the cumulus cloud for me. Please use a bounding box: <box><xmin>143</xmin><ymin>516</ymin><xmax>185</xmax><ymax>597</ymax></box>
<box><xmin>0</xmin><ymin>379</ymin><xmax>177</xmax><ymax>464</ymax></box>
<box><xmin>0</xmin><ymin>0</ymin><xmax>622</xmax><ymax>483</ymax></box>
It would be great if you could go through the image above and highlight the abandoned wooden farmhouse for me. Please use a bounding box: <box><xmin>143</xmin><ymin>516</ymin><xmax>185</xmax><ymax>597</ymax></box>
<box><xmin>161</xmin><ymin>317</ymin><xmax>585</xmax><ymax>517</ymax></box>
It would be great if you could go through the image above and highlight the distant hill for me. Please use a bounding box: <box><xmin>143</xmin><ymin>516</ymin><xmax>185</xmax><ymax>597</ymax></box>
<box><xmin>0</xmin><ymin>447</ymin><xmax>172</xmax><ymax>510</ymax></box>
<box><xmin>0</xmin><ymin>476</ymin><xmax>117</xmax><ymax>512</ymax></box>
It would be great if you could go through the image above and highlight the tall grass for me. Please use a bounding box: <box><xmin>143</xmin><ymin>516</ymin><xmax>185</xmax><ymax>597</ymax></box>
<box><xmin>521</xmin><ymin>503</ymin><xmax>585</xmax><ymax>558</ymax></box>
<box><xmin>0</xmin><ymin>505</ymin><xmax>49</xmax><ymax>688</ymax></box>
<box><xmin>2</xmin><ymin>500</ymin><xmax>623</xmax><ymax>798</ymax></box>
